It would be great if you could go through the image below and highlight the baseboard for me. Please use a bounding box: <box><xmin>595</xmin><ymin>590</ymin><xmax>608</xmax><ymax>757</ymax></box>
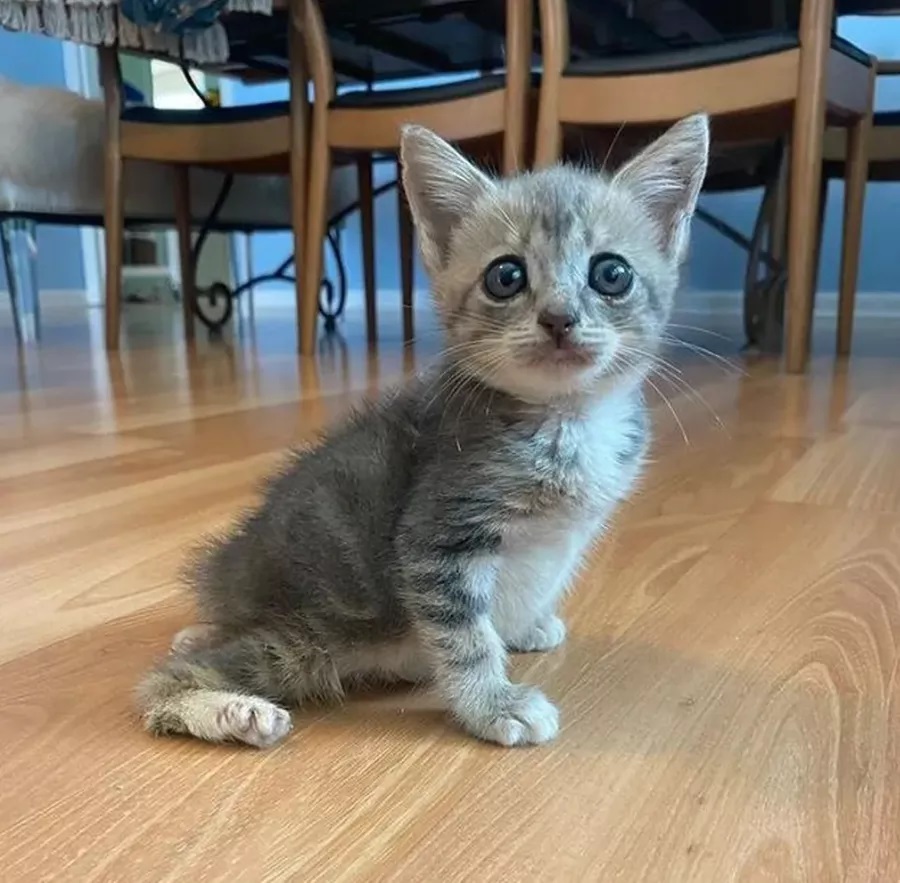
<box><xmin>676</xmin><ymin>288</ymin><xmax>900</xmax><ymax>319</ymax></box>
<box><xmin>0</xmin><ymin>288</ymin><xmax>87</xmax><ymax>307</ymax></box>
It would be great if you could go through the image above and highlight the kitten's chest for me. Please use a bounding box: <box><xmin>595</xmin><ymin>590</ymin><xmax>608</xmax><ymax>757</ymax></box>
<box><xmin>509</xmin><ymin>396</ymin><xmax>646</xmax><ymax>518</ymax></box>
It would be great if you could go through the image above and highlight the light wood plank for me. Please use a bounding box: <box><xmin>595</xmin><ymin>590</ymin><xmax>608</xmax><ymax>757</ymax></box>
<box><xmin>769</xmin><ymin>428</ymin><xmax>900</xmax><ymax>514</ymax></box>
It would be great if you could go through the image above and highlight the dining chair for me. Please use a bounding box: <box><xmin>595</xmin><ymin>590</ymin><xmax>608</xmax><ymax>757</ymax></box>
<box><xmin>98</xmin><ymin>2</ymin><xmax>308</xmax><ymax>351</ymax></box>
<box><xmin>297</xmin><ymin>0</ymin><xmax>535</xmax><ymax>357</ymax></box>
<box><xmin>535</xmin><ymin>0</ymin><xmax>875</xmax><ymax>374</ymax></box>
<box><xmin>823</xmin><ymin>57</ymin><xmax>899</xmax><ymax>355</ymax></box>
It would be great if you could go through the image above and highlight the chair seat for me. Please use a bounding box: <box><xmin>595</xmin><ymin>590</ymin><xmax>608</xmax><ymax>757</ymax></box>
<box><xmin>824</xmin><ymin>105</ymin><xmax>900</xmax><ymax>173</ymax></box>
<box><xmin>331</xmin><ymin>73</ymin><xmax>518</xmax><ymax>109</ymax></box>
<box><xmin>119</xmin><ymin>100</ymin><xmax>293</xmax><ymax>164</ymax></box>
<box><xmin>564</xmin><ymin>33</ymin><xmax>870</xmax><ymax>77</ymax></box>
<box><xmin>121</xmin><ymin>101</ymin><xmax>290</xmax><ymax>126</ymax></box>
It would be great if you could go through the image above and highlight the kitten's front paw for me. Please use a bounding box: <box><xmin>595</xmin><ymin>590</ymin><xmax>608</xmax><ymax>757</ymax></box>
<box><xmin>218</xmin><ymin>697</ymin><xmax>293</xmax><ymax>748</ymax></box>
<box><xmin>462</xmin><ymin>685</ymin><xmax>560</xmax><ymax>747</ymax></box>
<box><xmin>507</xmin><ymin>615</ymin><xmax>567</xmax><ymax>653</ymax></box>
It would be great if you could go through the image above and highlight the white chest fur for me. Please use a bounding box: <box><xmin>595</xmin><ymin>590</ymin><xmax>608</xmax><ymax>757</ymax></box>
<box><xmin>491</xmin><ymin>387</ymin><xmax>646</xmax><ymax>644</ymax></box>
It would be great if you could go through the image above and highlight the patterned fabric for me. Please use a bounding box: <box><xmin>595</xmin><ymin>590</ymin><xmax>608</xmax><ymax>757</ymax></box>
<box><xmin>0</xmin><ymin>0</ymin><xmax>272</xmax><ymax>63</ymax></box>
<box><xmin>120</xmin><ymin>0</ymin><xmax>230</xmax><ymax>35</ymax></box>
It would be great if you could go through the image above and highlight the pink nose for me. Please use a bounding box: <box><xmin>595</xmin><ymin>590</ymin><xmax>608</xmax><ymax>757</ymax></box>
<box><xmin>538</xmin><ymin>310</ymin><xmax>577</xmax><ymax>345</ymax></box>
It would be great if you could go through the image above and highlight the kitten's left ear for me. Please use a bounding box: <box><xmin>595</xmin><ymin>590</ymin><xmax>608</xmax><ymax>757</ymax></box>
<box><xmin>612</xmin><ymin>113</ymin><xmax>710</xmax><ymax>263</ymax></box>
<box><xmin>400</xmin><ymin>126</ymin><xmax>495</xmax><ymax>275</ymax></box>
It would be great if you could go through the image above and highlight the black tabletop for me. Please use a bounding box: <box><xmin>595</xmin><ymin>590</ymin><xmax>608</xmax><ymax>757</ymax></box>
<box><xmin>222</xmin><ymin>1</ymin><xmax>511</xmax><ymax>82</ymax></box>
<box><xmin>219</xmin><ymin>0</ymin><xmax>898</xmax><ymax>84</ymax></box>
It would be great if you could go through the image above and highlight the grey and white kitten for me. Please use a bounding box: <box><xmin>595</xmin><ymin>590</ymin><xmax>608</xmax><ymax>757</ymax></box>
<box><xmin>137</xmin><ymin>115</ymin><xmax>709</xmax><ymax>749</ymax></box>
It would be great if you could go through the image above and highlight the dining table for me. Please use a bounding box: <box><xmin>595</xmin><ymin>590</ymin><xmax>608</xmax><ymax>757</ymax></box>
<box><xmin>1</xmin><ymin>0</ymin><xmax>893</xmax><ymax>81</ymax></box>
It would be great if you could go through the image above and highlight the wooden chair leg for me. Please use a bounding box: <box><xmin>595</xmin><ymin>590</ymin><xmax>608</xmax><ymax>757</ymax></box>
<box><xmin>100</xmin><ymin>47</ymin><xmax>124</xmax><ymax>351</ymax></box>
<box><xmin>174</xmin><ymin>165</ymin><xmax>195</xmax><ymax>341</ymax></box>
<box><xmin>103</xmin><ymin>155</ymin><xmax>124</xmax><ymax>351</ymax></box>
<box><xmin>299</xmin><ymin>0</ymin><xmax>338</xmax><ymax>357</ymax></box>
<box><xmin>534</xmin><ymin>111</ymin><xmax>562</xmax><ymax>168</ymax></box>
<box><xmin>784</xmin><ymin>0</ymin><xmax>834</xmax><ymax>374</ymax></box>
<box><xmin>288</xmin><ymin>0</ymin><xmax>308</xmax><ymax>349</ymax></box>
<box><xmin>837</xmin><ymin>71</ymin><xmax>875</xmax><ymax>357</ymax></box>
<box><xmin>397</xmin><ymin>176</ymin><xmax>415</xmax><ymax>345</ymax></box>
<box><xmin>302</xmin><ymin>136</ymin><xmax>331</xmax><ymax>357</ymax></box>
<box><xmin>357</xmin><ymin>156</ymin><xmax>378</xmax><ymax>346</ymax></box>
<box><xmin>785</xmin><ymin>133</ymin><xmax>825</xmax><ymax>373</ymax></box>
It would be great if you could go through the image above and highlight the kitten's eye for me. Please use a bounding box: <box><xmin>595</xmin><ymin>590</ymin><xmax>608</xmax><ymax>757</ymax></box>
<box><xmin>483</xmin><ymin>256</ymin><xmax>528</xmax><ymax>300</ymax></box>
<box><xmin>588</xmin><ymin>253</ymin><xmax>633</xmax><ymax>298</ymax></box>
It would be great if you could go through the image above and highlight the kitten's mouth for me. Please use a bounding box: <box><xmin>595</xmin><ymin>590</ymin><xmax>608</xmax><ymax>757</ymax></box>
<box><xmin>527</xmin><ymin>341</ymin><xmax>597</xmax><ymax>370</ymax></box>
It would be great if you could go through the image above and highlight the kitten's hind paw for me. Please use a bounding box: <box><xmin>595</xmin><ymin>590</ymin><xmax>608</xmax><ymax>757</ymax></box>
<box><xmin>462</xmin><ymin>685</ymin><xmax>559</xmax><ymax>747</ymax></box>
<box><xmin>507</xmin><ymin>615</ymin><xmax>567</xmax><ymax>653</ymax></box>
<box><xmin>218</xmin><ymin>697</ymin><xmax>293</xmax><ymax>748</ymax></box>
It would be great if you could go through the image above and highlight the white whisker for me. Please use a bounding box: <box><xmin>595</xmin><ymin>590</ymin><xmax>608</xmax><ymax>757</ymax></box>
<box><xmin>665</xmin><ymin>322</ymin><xmax>733</xmax><ymax>342</ymax></box>
<box><xmin>643</xmin><ymin>374</ymin><xmax>690</xmax><ymax>447</ymax></box>
<box><xmin>599</xmin><ymin>122</ymin><xmax>627</xmax><ymax>176</ymax></box>
<box><xmin>660</xmin><ymin>335</ymin><xmax>746</xmax><ymax>377</ymax></box>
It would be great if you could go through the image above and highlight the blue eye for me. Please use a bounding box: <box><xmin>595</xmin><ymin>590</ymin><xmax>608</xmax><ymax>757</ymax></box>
<box><xmin>483</xmin><ymin>256</ymin><xmax>528</xmax><ymax>300</ymax></box>
<box><xmin>589</xmin><ymin>253</ymin><xmax>633</xmax><ymax>298</ymax></box>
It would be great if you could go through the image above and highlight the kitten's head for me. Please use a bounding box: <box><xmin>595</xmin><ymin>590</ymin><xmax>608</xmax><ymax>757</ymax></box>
<box><xmin>400</xmin><ymin>116</ymin><xmax>709</xmax><ymax>403</ymax></box>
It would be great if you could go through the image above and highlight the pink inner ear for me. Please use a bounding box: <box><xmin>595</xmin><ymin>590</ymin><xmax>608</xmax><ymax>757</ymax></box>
<box><xmin>611</xmin><ymin>120</ymin><xmax>708</xmax><ymax>259</ymax></box>
<box><xmin>401</xmin><ymin>136</ymin><xmax>497</xmax><ymax>276</ymax></box>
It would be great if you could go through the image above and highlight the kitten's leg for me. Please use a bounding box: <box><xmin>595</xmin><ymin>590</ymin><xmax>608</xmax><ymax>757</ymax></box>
<box><xmin>506</xmin><ymin>614</ymin><xmax>567</xmax><ymax>653</ymax></box>
<box><xmin>136</xmin><ymin>629</ymin><xmax>341</xmax><ymax>748</ymax></box>
<box><xmin>408</xmin><ymin>561</ymin><xmax>559</xmax><ymax>747</ymax></box>
<box><xmin>493</xmin><ymin>530</ymin><xmax>596</xmax><ymax>654</ymax></box>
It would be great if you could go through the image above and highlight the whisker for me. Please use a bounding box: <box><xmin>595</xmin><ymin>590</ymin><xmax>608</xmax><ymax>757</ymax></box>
<box><xmin>665</xmin><ymin>322</ymin><xmax>734</xmax><ymax>342</ymax></box>
<box><xmin>457</xmin><ymin>312</ymin><xmax>509</xmax><ymax>329</ymax></box>
<box><xmin>444</xmin><ymin>349</ymin><xmax>511</xmax><ymax>436</ymax></box>
<box><xmin>649</xmin><ymin>364</ymin><xmax>726</xmax><ymax>432</ymax></box>
<box><xmin>613</xmin><ymin>340</ymin><xmax>726</xmax><ymax>433</ymax></box>
<box><xmin>599</xmin><ymin>122</ymin><xmax>627</xmax><ymax>176</ymax></box>
<box><xmin>643</xmin><ymin>374</ymin><xmax>690</xmax><ymax>447</ymax></box>
<box><xmin>454</xmin><ymin>369</ymin><xmax>494</xmax><ymax>433</ymax></box>
<box><xmin>423</xmin><ymin>359</ymin><xmax>472</xmax><ymax>413</ymax></box>
<box><xmin>660</xmin><ymin>336</ymin><xmax>747</xmax><ymax>377</ymax></box>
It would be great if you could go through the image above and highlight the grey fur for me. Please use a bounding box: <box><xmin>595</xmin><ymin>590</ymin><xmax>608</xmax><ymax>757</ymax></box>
<box><xmin>136</xmin><ymin>115</ymin><xmax>709</xmax><ymax>749</ymax></box>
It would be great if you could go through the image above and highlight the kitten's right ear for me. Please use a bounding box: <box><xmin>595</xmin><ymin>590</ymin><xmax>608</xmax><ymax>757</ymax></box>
<box><xmin>400</xmin><ymin>126</ymin><xmax>495</xmax><ymax>274</ymax></box>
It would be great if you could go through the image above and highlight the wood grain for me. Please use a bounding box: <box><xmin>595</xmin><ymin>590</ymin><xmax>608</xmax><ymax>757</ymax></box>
<box><xmin>0</xmin><ymin>301</ymin><xmax>898</xmax><ymax>882</ymax></box>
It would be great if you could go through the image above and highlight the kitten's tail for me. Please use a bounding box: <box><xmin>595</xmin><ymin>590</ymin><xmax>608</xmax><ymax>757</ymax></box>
<box><xmin>135</xmin><ymin>628</ymin><xmax>342</xmax><ymax>749</ymax></box>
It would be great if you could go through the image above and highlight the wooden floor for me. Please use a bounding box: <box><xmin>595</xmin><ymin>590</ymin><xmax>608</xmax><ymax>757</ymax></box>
<box><xmin>1</xmin><ymin>297</ymin><xmax>899</xmax><ymax>883</ymax></box>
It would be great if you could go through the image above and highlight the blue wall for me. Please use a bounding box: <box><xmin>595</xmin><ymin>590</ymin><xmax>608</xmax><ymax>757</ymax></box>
<box><xmin>230</xmin><ymin>16</ymin><xmax>900</xmax><ymax>303</ymax></box>
<box><xmin>0</xmin><ymin>30</ymin><xmax>86</xmax><ymax>292</ymax></box>
<box><xmin>817</xmin><ymin>16</ymin><xmax>900</xmax><ymax>294</ymax></box>
<box><xmin>685</xmin><ymin>15</ymin><xmax>900</xmax><ymax>294</ymax></box>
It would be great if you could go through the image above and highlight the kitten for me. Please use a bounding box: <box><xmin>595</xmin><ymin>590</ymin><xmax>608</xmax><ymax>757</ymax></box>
<box><xmin>137</xmin><ymin>115</ymin><xmax>709</xmax><ymax>749</ymax></box>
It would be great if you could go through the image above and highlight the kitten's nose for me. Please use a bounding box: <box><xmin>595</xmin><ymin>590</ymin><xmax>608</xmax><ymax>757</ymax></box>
<box><xmin>538</xmin><ymin>310</ymin><xmax>578</xmax><ymax>345</ymax></box>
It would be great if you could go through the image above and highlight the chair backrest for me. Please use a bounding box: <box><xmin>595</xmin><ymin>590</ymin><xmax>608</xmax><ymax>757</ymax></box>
<box><xmin>99</xmin><ymin>47</ymin><xmax>295</xmax><ymax>165</ymax></box>
<box><xmin>301</xmin><ymin>0</ymin><xmax>534</xmax><ymax>173</ymax></box>
<box><xmin>533</xmin><ymin>0</ymin><xmax>858</xmax><ymax>166</ymax></box>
